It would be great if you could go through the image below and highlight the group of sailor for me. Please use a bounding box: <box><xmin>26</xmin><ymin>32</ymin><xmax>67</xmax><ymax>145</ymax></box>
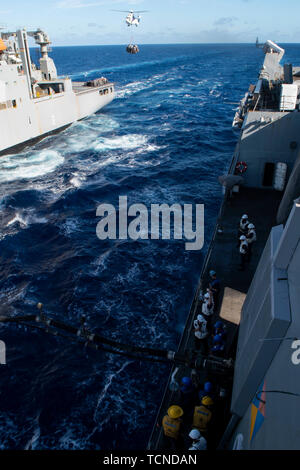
<box><xmin>238</xmin><ymin>214</ymin><xmax>257</xmax><ymax>271</ymax></box>
<box><xmin>193</xmin><ymin>270</ymin><xmax>226</xmax><ymax>355</ymax></box>
<box><xmin>162</xmin><ymin>379</ymin><xmax>216</xmax><ymax>451</ymax></box>
<box><xmin>161</xmin><ymin>270</ymin><xmax>228</xmax><ymax>450</ymax></box>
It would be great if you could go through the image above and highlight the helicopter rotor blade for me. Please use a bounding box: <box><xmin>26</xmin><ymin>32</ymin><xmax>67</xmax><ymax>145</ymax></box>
<box><xmin>110</xmin><ymin>9</ymin><xmax>149</xmax><ymax>13</ymax></box>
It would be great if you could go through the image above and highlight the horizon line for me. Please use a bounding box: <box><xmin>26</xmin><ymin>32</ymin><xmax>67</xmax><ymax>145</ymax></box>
<box><xmin>48</xmin><ymin>41</ymin><xmax>300</xmax><ymax>48</ymax></box>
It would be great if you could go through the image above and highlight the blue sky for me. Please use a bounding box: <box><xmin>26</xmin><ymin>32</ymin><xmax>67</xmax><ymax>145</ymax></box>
<box><xmin>1</xmin><ymin>0</ymin><xmax>300</xmax><ymax>45</ymax></box>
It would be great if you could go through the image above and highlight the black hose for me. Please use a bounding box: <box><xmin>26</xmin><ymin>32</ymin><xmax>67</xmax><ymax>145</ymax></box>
<box><xmin>0</xmin><ymin>314</ymin><xmax>231</xmax><ymax>372</ymax></box>
<box><xmin>0</xmin><ymin>314</ymin><xmax>174</xmax><ymax>363</ymax></box>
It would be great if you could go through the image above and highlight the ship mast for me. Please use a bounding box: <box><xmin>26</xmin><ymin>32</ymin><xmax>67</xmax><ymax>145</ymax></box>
<box><xmin>27</xmin><ymin>29</ymin><xmax>57</xmax><ymax>80</ymax></box>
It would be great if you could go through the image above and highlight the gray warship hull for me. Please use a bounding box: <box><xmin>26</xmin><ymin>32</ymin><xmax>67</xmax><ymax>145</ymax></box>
<box><xmin>0</xmin><ymin>83</ymin><xmax>114</xmax><ymax>155</ymax></box>
<box><xmin>149</xmin><ymin>40</ymin><xmax>300</xmax><ymax>451</ymax></box>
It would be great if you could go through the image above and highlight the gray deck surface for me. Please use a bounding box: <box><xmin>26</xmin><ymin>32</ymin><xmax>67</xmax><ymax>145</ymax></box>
<box><xmin>72</xmin><ymin>82</ymin><xmax>112</xmax><ymax>94</ymax></box>
<box><xmin>149</xmin><ymin>186</ymin><xmax>282</xmax><ymax>450</ymax></box>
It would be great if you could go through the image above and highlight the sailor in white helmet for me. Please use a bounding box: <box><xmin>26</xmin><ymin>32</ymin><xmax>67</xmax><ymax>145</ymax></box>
<box><xmin>246</xmin><ymin>223</ymin><xmax>256</xmax><ymax>261</ymax></box>
<box><xmin>194</xmin><ymin>314</ymin><xmax>209</xmax><ymax>353</ymax></box>
<box><xmin>202</xmin><ymin>291</ymin><xmax>214</xmax><ymax>326</ymax></box>
<box><xmin>239</xmin><ymin>235</ymin><xmax>248</xmax><ymax>271</ymax></box>
<box><xmin>238</xmin><ymin>214</ymin><xmax>249</xmax><ymax>240</ymax></box>
<box><xmin>240</xmin><ymin>214</ymin><xmax>249</xmax><ymax>231</ymax></box>
<box><xmin>188</xmin><ymin>429</ymin><xmax>207</xmax><ymax>451</ymax></box>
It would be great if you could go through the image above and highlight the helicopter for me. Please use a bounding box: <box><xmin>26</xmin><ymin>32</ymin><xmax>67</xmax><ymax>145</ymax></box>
<box><xmin>112</xmin><ymin>9</ymin><xmax>149</xmax><ymax>54</ymax></box>
<box><xmin>111</xmin><ymin>9</ymin><xmax>148</xmax><ymax>27</ymax></box>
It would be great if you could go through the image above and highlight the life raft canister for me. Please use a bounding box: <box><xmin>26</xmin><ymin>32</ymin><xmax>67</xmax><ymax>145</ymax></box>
<box><xmin>235</xmin><ymin>161</ymin><xmax>248</xmax><ymax>174</ymax></box>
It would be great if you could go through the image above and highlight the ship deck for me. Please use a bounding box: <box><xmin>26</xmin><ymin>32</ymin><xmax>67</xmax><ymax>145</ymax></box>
<box><xmin>72</xmin><ymin>81</ymin><xmax>114</xmax><ymax>94</ymax></box>
<box><xmin>148</xmin><ymin>185</ymin><xmax>282</xmax><ymax>450</ymax></box>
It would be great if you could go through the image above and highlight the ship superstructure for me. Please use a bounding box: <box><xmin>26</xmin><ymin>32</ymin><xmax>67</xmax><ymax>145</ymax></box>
<box><xmin>148</xmin><ymin>40</ymin><xmax>300</xmax><ymax>451</ymax></box>
<box><xmin>0</xmin><ymin>28</ymin><xmax>114</xmax><ymax>154</ymax></box>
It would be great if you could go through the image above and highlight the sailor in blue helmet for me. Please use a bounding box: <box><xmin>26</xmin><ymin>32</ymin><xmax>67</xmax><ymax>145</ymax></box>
<box><xmin>181</xmin><ymin>376</ymin><xmax>193</xmax><ymax>392</ymax></box>
<box><xmin>198</xmin><ymin>381</ymin><xmax>214</xmax><ymax>402</ymax></box>
<box><xmin>179</xmin><ymin>376</ymin><xmax>196</xmax><ymax>412</ymax></box>
<box><xmin>211</xmin><ymin>333</ymin><xmax>225</xmax><ymax>356</ymax></box>
<box><xmin>213</xmin><ymin>320</ymin><xmax>226</xmax><ymax>340</ymax></box>
<box><xmin>214</xmin><ymin>320</ymin><xmax>224</xmax><ymax>330</ymax></box>
<box><xmin>208</xmin><ymin>270</ymin><xmax>221</xmax><ymax>307</ymax></box>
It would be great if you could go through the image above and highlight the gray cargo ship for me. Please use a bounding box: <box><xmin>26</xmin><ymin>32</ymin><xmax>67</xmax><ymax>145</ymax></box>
<box><xmin>0</xmin><ymin>28</ymin><xmax>114</xmax><ymax>155</ymax></box>
<box><xmin>148</xmin><ymin>39</ymin><xmax>300</xmax><ymax>451</ymax></box>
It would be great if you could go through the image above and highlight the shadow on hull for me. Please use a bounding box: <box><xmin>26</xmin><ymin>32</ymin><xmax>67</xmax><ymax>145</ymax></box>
<box><xmin>0</xmin><ymin>124</ymin><xmax>72</xmax><ymax>157</ymax></box>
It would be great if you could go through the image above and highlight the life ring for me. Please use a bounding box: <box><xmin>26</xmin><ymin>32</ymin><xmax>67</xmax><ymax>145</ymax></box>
<box><xmin>236</xmin><ymin>161</ymin><xmax>248</xmax><ymax>173</ymax></box>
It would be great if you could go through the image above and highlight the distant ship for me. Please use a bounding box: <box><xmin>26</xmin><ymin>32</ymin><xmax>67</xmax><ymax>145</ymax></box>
<box><xmin>255</xmin><ymin>37</ymin><xmax>263</xmax><ymax>48</ymax></box>
<box><xmin>0</xmin><ymin>28</ymin><xmax>114</xmax><ymax>155</ymax></box>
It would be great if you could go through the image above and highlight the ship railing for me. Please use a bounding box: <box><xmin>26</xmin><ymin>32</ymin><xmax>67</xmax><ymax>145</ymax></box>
<box><xmin>228</xmin><ymin>143</ymin><xmax>240</xmax><ymax>175</ymax></box>
<box><xmin>176</xmin><ymin>141</ymin><xmax>241</xmax><ymax>353</ymax></box>
<box><xmin>147</xmin><ymin>142</ymin><xmax>241</xmax><ymax>450</ymax></box>
<box><xmin>147</xmin><ymin>205</ymin><xmax>224</xmax><ymax>449</ymax></box>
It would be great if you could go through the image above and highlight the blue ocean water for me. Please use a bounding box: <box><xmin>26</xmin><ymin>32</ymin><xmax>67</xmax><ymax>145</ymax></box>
<box><xmin>0</xmin><ymin>43</ymin><xmax>298</xmax><ymax>450</ymax></box>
